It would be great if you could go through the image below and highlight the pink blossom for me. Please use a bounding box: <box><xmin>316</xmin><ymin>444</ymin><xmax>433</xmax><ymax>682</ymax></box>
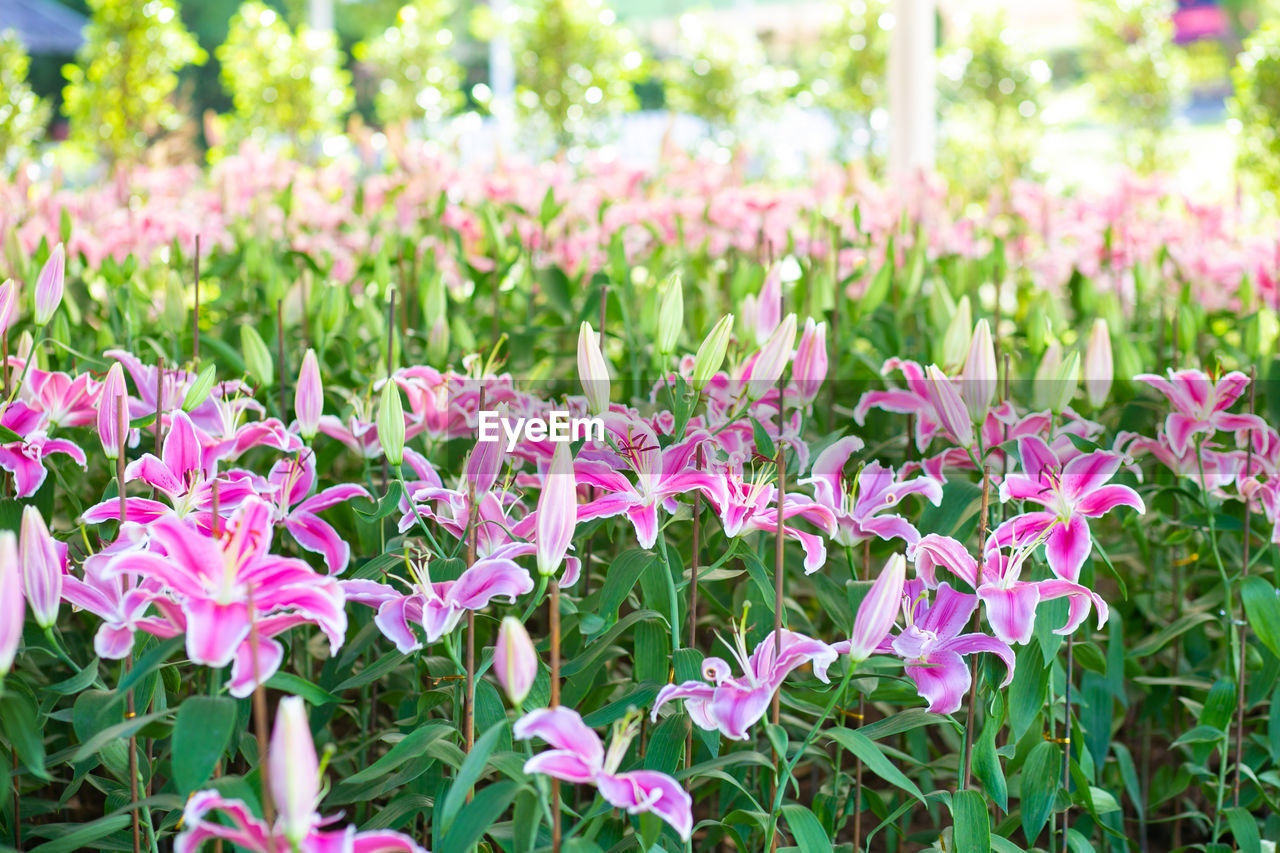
<box><xmin>517</xmin><ymin>707</ymin><xmax>693</xmax><ymax>841</ymax></box>
<box><xmin>1135</xmin><ymin>368</ymin><xmax>1266</xmax><ymax>456</ymax></box>
<box><xmin>652</xmin><ymin>628</ymin><xmax>836</xmax><ymax>740</ymax></box>
<box><xmin>343</xmin><ymin>555</ymin><xmax>534</xmax><ymax>652</ymax></box>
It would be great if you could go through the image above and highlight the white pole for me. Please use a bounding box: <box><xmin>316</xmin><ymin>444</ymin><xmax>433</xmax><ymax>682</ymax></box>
<box><xmin>888</xmin><ymin>0</ymin><xmax>936</xmax><ymax>178</ymax></box>
<box><xmin>308</xmin><ymin>0</ymin><xmax>334</xmax><ymax>32</ymax></box>
<box><xmin>489</xmin><ymin>0</ymin><xmax>516</xmax><ymax>148</ymax></box>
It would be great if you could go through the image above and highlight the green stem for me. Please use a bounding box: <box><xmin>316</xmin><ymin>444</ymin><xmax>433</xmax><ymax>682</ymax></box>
<box><xmin>764</xmin><ymin>660</ymin><xmax>858</xmax><ymax>849</ymax></box>
<box><xmin>656</xmin><ymin>532</ymin><xmax>681</xmax><ymax>657</ymax></box>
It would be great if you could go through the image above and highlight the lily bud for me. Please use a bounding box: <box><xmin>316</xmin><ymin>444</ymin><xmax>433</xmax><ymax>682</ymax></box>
<box><xmin>494</xmin><ymin>616</ymin><xmax>537</xmax><ymax>705</ymax></box>
<box><xmin>536</xmin><ymin>442</ymin><xmax>576</xmax><ymax>578</ymax></box>
<box><xmin>0</xmin><ymin>531</ymin><xmax>22</xmax><ymax>678</ymax></box>
<box><xmin>940</xmin><ymin>295</ymin><xmax>972</xmax><ymax>371</ymax></box>
<box><xmin>577</xmin><ymin>322</ymin><xmax>610</xmax><ymax>415</ymax></box>
<box><xmin>377</xmin><ymin>381</ymin><xmax>406</xmax><ymax>467</ymax></box>
<box><xmin>0</xmin><ymin>279</ymin><xmax>17</xmax><ymax>339</ymax></box>
<box><xmin>98</xmin><ymin>362</ymin><xmax>127</xmax><ymax>460</ymax></box>
<box><xmin>19</xmin><ymin>506</ymin><xmax>62</xmax><ymax>629</ymax></box>
<box><xmin>33</xmin><ymin>243</ymin><xmax>64</xmax><ymax>326</ymax></box>
<box><xmin>692</xmin><ymin>314</ymin><xmax>734</xmax><ymax>392</ymax></box>
<box><xmin>793</xmin><ymin>318</ymin><xmax>828</xmax><ymax>404</ymax></box>
<box><xmin>1084</xmin><ymin>318</ymin><xmax>1113</xmax><ymax>409</ymax></box>
<box><xmin>1050</xmin><ymin>350</ymin><xmax>1080</xmax><ymax>415</ymax></box>
<box><xmin>960</xmin><ymin>319</ymin><xmax>997</xmax><ymax>424</ymax></box>
<box><xmin>427</xmin><ymin>318</ymin><xmax>450</xmax><ymax>365</ymax></box>
<box><xmin>269</xmin><ymin>696</ymin><xmax>319</xmax><ymax>846</ymax></box>
<box><xmin>1032</xmin><ymin>341</ymin><xmax>1063</xmax><ymax>412</ymax></box>
<box><xmin>747</xmin><ymin>312</ymin><xmax>797</xmax><ymax>400</ymax></box>
<box><xmin>925</xmin><ymin>365</ymin><xmax>973</xmax><ymax>448</ymax></box>
<box><xmin>754</xmin><ymin>265</ymin><xmax>782</xmax><ymax>343</ymax></box>
<box><xmin>466</xmin><ymin>406</ymin><xmax>504</xmax><ymax>495</ymax></box>
<box><xmin>655</xmin><ymin>275</ymin><xmax>684</xmax><ymax>356</ymax></box>
<box><xmin>845</xmin><ymin>553</ymin><xmax>906</xmax><ymax>662</ymax></box>
<box><xmin>240</xmin><ymin>325</ymin><xmax>274</xmax><ymax>388</ymax></box>
<box><xmin>295</xmin><ymin>349</ymin><xmax>323</xmax><ymax>441</ymax></box>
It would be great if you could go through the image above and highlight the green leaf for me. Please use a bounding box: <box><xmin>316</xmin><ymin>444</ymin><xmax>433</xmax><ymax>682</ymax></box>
<box><xmin>827</xmin><ymin>727</ymin><xmax>925</xmax><ymax>803</ymax></box>
<box><xmin>26</xmin><ymin>814</ymin><xmax>131</xmax><ymax>853</ymax></box>
<box><xmin>72</xmin><ymin>709</ymin><xmax>173</xmax><ymax>762</ymax></box>
<box><xmin>1172</xmin><ymin>724</ymin><xmax>1225</xmax><ymax>746</ymax></box>
<box><xmin>860</xmin><ymin>707</ymin><xmax>958</xmax><ymax>740</ymax></box>
<box><xmin>597</xmin><ymin>549</ymin><xmax>655</xmax><ymax>623</ymax></box>
<box><xmin>336</xmin><ymin>724</ymin><xmax>450</xmax><ymax>790</ymax></box>
<box><xmin>1128</xmin><ymin>612</ymin><xmax>1213</xmax><ymax>658</ymax></box>
<box><xmin>972</xmin><ymin>702</ymin><xmax>1008</xmax><ymax>812</ymax></box>
<box><xmin>0</xmin><ymin>689</ymin><xmax>49</xmax><ymax>780</ymax></box>
<box><xmin>1009</xmin><ymin>640</ymin><xmax>1048</xmax><ymax>740</ymax></box>
<box><xmin>439</xmin><ymin>779</ymin><xmax>518</xmax><ymax>853</ymax></box>
<box><xmin>1224</xmin><ymin>806</ymin><xmax>1261</xmax><ymax>853</ymax></box>
<box><xmin>439</xmin><ymin>720</ymin><xmax>505</xmax><ymax>836</ymax></box>
<box><xmin>781</xmin><ymin>803</ymin><xmax>834</xmax><ymax>853</ymax></box>
<box><xmin>264</xmin><ymin>672</ymin><xmax>342</xmax><ymax>705</ymax></box>
<box><xmin>951</xmin><ymin>789</ymin><xmax>991</xmax><ymax>853</ymax></box>
<box><xmin>171</xmin><ymin>696</ymin><xmax>237</xmax><ymax>795</ymax></box>
<box><xmin>1243</xmin><ymin>577</ymin><xmax>1280</xmax><ymax>660</ymax></box>
<box><xmin>1019</xmin><ymin>741</ymin><xmax>1060</xmax><ymax>843</ymax></box>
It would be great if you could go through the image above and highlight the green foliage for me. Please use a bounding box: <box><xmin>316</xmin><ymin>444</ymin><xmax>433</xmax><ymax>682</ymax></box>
<box><xmin>354</xmin><ymin>0</ymin><xmax>465</xmax><ymax>127</ymax></box>
<box><xmin>478</xmin><ymin>0</ymin><xmax>648</xmax><ymax>147</ymax></box>
<box><xmin>660</xmin><ymin>13</ymin><xmax>786</xmax><ymax>134</ymax></box>
<box><xmin>1082</xmin><ymin>0</ymin><xmax>1186</xmax><ymax>173</ymax></box>
<box><xmin>1230</xmin><ymin>22</ymin><xmax>1280</xmax><ymax>205</ymax></box>
<box><xmin>938</xmin><ymin>12</ymin><xmax>1050</xmax><ymax>197</ymax></box>
<box><xmin>61</xmin><ymin>0</ymin><xmax>206</xmax><ymax>164</ymax></box>
<box><xmin>0</xmin><ymin>30</ymin><xmax>49</xmax><ymax>170</ymax></box>
<box><xmin>803</xmin><ymin>0</ymin><xmax>890</xmax><ymax>150</ymax></box>
<box><xmin>215</xmin><ymin>2</ymin><xmax>353</xmax><ymax>157</ymax></box>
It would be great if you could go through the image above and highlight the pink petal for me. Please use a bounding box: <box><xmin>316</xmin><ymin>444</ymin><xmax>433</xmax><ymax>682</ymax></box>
<box><xmin>513</xmin><ymin>707</ymin><xmax>604</xmax><ymax>770</ymax></box>
<box><xmin>1075</xmin><ymin>484</ymin><xmax>1144</xmax><ymax>517</ymax></box>
<box><xmin>598</xmin><ymin>770</ymin><xmax>694</xmax><ymax>841</ymax></box>
<box><xmin>978</xmin><ymin>583</ymin><xmax>1040</xmax><ymax>645</ymax></box>
<box><xmin>182</xmin><ymin>597</ymin><xmax>250</xmax><ymax>668</ymax></box>
<box><xmin>905</xmin><ymin>649</ymin><xmax>970</xmax><ymax>714</ymax></box>
<box><xmin>1044</xmin><ymin>515</ymin><xmax>1092</xmax><ymax>582</ymax></box>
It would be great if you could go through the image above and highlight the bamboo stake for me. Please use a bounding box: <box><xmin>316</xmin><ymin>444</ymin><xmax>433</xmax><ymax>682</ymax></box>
<box><xmin>1232</xmin><ymin>367</ymin><xmax>1257</xmax><ymax>808</ymax></box>
<box><xmin>961</xmin><ymin>469</ymin><xmax>991</xmax><ymax>789</ymax></box>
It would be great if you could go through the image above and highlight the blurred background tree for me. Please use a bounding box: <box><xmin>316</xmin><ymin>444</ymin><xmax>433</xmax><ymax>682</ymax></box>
<box><xmin>1230</xmin><ymin>21</ymin><xmax>1280</xmax><ymax>204</ymax></box>
<box><xmin>660</xmin><ymin>12</ymin><xmax>784</xmax><ymax>137</ymax></box>
<box><xmin>61</xmin><ymin>0</ymin><xmax>206</xmax><ymax>165</ymax></box>
<box><xmin>476</xmin><ymin>0</ymin><xmax>648</xmax><ymax>148</ymax></box>
<box><xmin>938</xmin><ymin>12</ymin><xmax>1050</xmax><ymax>198</ymax></box>
<box><xmin>1082</xmin><ymin>0</ymin><xmax>1186</xmax><ymax>173</ymax></box>
<box><xmin>802</xmin><ymin>0</ymin><xmax>889</xmax><ymax>163</ymax></box>
<box><xmin>354</xmin><ymin>0</ymin><xmax>465</xmax><ymax>128</ymax></box>
<box><xmin>0</xmin><ymin>29</ymin><xmax>50</xmax><ymax>171</ymax></box>
<box><xmin>213</xmin><ymin>1</ymin><xmax>353</xmax><ymax>158</ymax></box>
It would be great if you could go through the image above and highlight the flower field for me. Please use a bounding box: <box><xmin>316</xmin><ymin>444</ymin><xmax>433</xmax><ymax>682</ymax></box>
<box><xmin>2</xmin><ymin>145</ymin><xmax>1280</xmax><ymax>852</ymax></box>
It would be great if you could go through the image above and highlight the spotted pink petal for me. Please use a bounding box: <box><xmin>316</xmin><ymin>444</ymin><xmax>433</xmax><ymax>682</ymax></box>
<box><xmin>1043</xmin><ymin>514</ymin><xmax>1092</xmax><ymax>582</ymax></box>
<box><xmin>905</xmin><ymin>649</ymin><xmax>970</xmax><ymax>714</ymax></box>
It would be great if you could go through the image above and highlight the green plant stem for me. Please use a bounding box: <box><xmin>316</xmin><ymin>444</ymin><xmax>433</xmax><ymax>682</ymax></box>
<box><xmin>656</xmin><ymin>532</ymin><xmax>680</xmax><ymax>658</ymax></box>
<box><xmin>764</xmin><ymin>661</ymin><xmax>859</xmax><ymax>849</ymax></box>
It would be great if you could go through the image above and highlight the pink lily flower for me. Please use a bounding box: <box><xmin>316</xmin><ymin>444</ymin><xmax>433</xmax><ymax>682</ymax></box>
<box><xmin>577</xmin><ymin>424</ymin><xmax>723</xmax><ymax>550</ymax></box>
<box><xmin>835</xmin><ymin>552</ymin><xmax>908</xmax><ymax>661</ymax></box>
<box><xmin>61</xmin><ymin>523</ymin><xmax>177</xmax><ymax>660</ymax></box>
<box><xmin>98</xmin><ymin>362</ymin><xmax>127</xmax><ymax>459</ymax></box>
<box><xmin>886</xmin><ymin>579</ymin><xmax>1014</xmax><ymax>714</ymax></box>
<box><xmin>176</xmin><ymin>701</ymin><xmax>426</xmax><ymax>853</ymax></box>
<box><xmin>651</xmin><ymin>627</ymin><xmax>836</xmax><ymax>740</ymax></box>
<box><xmin>82</xmin><ymin>410</ymin><xmax>262</xmax><ymax>528</ymax></box>
<box><xmin>853</xmin><ymin>359</ymin><xmax>944</xmax><ymax>453</ymax></box>
<box><xmin>913</xmin><ymin>533</ymin><xmax>1108</xmax><ymax>646</ymax></box>
<box><xmin>1134</xmin><ymin>368</ymin><xmax>1267</xmax><ymax>456</ymax></box>
<box><xmin>33</xmin><ymin>242</ymin><xmax>64</xmax><ymax>326</ymax></box>
<box><xmin>495</xmin><ymin>616</ymin><xmax>538</xmax><ymax>705</ymax></box>
<box><xmin>0</xmin><ymin>400</ymin><xmax>87</xmax><ymax>497</ymax></box>
<box><xmin>294</xmin><ymin>348</ymin><xmax>323</xmax><ymax>441</ymax></box>
<box><xmin>536</xmin><ymin>442</ymin><xmax>577</xmax><ymax>578</ymax></box>
<box><xmin>19</xmin><ymin>506</ymin><xmax>64</xmax><ymax>629</ymax></box>
<box><xmin>707</xmin><ymin>456</ymin><xmax>836</xmax><ymax>574</ymax></box>
<box><xmin>0</xmin><ymin>531</ymin><xmax>21</xmax><ymax>678</ymax></box>
<box><xmin>993</xmin><ymin>436</ymin><xmax>1144</xmax><ymax>582</ymax></box>
<box><xmin>103</xmin><ymin>498</ymin><xmax>347</xmax><ymax>686</ymax></box>
<box><xmin>342</xmin><ymin>554</ymin><xmax>534</xmax><ymax>652</ymax></box>
<box><xmin>21</xmin><ymin>368</ymin><xmax>99</xmax><ymax>429</ymax></box>
<box><xmin>516</xmin><ymin>707</ymin><xmax>693</xmax><ymax>841</ymax></box>
<box><xmin>106</xmin><ymin>349</ymin><xmax>249</xmax><ymax>434</ymax></box>
<box><xmin>266</xmin><ymin>454</ymin><xmax>367</xmax><ymax>575</ymax></box>
<box><xmin>802</xmin><ymin>436</ymin><xmax>942</xmax><ymax>548</ymax></box>
<box><xmin>792</xmin><ymin>317</ymin><xmax>828</xmax><ymax>405</ymax></box>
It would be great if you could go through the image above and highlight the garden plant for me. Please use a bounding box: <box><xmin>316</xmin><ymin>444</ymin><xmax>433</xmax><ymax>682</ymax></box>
<box><xmin>0</xmin><ymin>143</ymin><xmax>1278</xmax><ymax>853</ymax></box>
